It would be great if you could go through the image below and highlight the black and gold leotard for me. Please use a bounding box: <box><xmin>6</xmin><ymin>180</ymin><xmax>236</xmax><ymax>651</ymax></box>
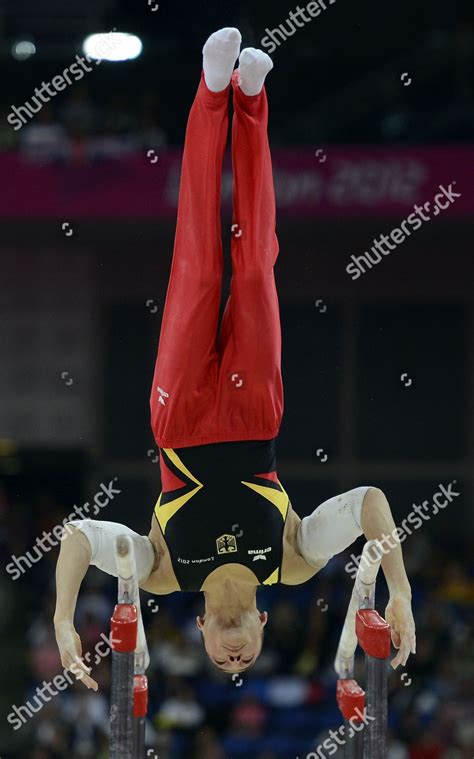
<box><xmin>153</xmin><ymin>438</ymin><xmax>290</xmax><ymax>591</ymax></box>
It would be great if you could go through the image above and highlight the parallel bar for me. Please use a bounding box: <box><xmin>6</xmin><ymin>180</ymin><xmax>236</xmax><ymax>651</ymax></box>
<box><xmin>356</xmin><ymin>609</ymin><xmax>391</xmax><ymax>759</ymax></box>
<box><xmin>337</xmin><ymin>679</ymin><xmax>366</xmax><ymax>759</ymax></box>
<box><xmin>335</xmin><ymin>540</ymin><xmax>384</xmax><ymax>678</ymax></box>
<box><xmin>115</xmin><ymin>535</ymin><xmax>150</xmax><ymax>674</ymax></box>
<box><xmin>109</xmin><ymin>603</ymin><xmax>138</xmax><ymax>759</ymax></box>
<box><xmin>336</xmin><ymin>679</ymin><xmax>366</xmax><ymax>721</ymax></box>
<box><xmin>111</xmin><ymin>535</ymin><xmax>150</xmax><ymax>759</ymax></box>
<box><xmin>133</xmin><ymin>674</ymin><xmax>148</xmax><ymax>759</ymax></box>
<box><xmin>110</xmin><ymin>649</ymin><xmax>135</xmax><ymax>758</ymax></box>
<box><xmin>363</xmin><ymin>657</ymin><xmax>388</xmax><ymax>759</ymax></box>
<box><xmin>334</xmin><ymin>541</ymin><xmax>390</xmax><ymax>758</ymax></box>
<box><xmin>355</xmin><ymin>610</ymin><xmax>391</xmax><ymax>660</ymax></box>
<box><xmin>345</xmin><ymin>720</ymin><xmax>365</xmax><ymax>759</ymax></box>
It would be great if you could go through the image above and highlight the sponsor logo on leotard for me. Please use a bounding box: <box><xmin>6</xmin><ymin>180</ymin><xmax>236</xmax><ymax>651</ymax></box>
<box><xmin>216</xmin><ymin>534</ymin><xmax>238</xmax><ymax>555</ymax></box>
<box><xmin>249</xmin><ymin>547</ymin><xmax>272</xmax><ymax>562</ymax></box>
<box><xmin>157</xmin><ymin>385</ymin><xmax>169</xmax><ymax>406</ymax></box>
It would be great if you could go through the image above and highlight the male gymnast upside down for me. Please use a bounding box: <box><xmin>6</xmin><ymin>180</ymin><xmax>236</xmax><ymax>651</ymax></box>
<box><xmin>54</xmin><ymin>28</ymin><xmax>416</xmax><ymax>685</ymax></box>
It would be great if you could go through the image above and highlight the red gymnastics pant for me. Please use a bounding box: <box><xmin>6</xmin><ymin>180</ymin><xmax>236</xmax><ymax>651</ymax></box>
<box><xmin>150</xmin><ymin>71</ymin><xmax>283</xmax><ymax>449</ymax></box>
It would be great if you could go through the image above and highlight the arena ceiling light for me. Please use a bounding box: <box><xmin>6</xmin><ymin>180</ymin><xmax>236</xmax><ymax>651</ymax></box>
<box><xmin>12</xmin><ymin>40</ymin><xmax>36</xmax><ymax>61</ymax></box>
<box><xmin>82</xmin><ymin>32</ymin><xmax>143</xmax><ymax>62</ymax></box>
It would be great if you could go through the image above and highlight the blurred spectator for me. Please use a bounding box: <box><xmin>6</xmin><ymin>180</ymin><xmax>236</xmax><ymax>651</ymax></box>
<box><xmin>192</xmin><ymin>727</ymin><xmax>226</xmax><ymax>759</ymax></box>
<box><xmin>18</xmin><ymin>105</ymin><xmax>70</xmax><ymax>162</ymax></box>
<box><xmin>59</xmin><ymin>84</ymin><xmax>99</xmax><ymax>140</ymax></box>
<box><xmin>229</xmin><ymin>695</ymin><xmax>267</xmax><ymax>737</ymax></box>
<box><xmin>62</xmin><ymin>689</ymin><xmax>109</xmax><ymax>754</ymax></box>
<box><xmin>156</xmin><ymin>682</ymin><xmax>205</xmax><ymax>730</ymax></box>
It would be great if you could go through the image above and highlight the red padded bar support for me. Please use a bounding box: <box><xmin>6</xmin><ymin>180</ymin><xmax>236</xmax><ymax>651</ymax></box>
<box><xmin>336</xmin><ymin>679</ymin><xmax>366</xmax><ymax>722</ymax></box>
<box><xmin>111</xmin><ymin>603</ymin><xmax>138</xmax><ymax>653</ymax></box>
<box><xmin>133</xmin><ymin>675</ymin><xmax>149</xmax><ymax>718</ymax></box>
<box><xmin>356</xmin><ymin>609</ymin><xmax>391</xmax><ymax>659</ymax></box>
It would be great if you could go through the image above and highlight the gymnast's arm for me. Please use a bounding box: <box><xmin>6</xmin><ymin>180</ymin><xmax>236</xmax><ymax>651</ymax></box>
<box><xmin>360</xmin><ymin>487</ymin><xmax>416</xmax><ymax>668</ymax></box>
<box><xmin>295</xmin><ymin>486</ymin><xmax>416</xmax><ymax>668</ymax></box>
<box><xmin>54</xmin><ymin>520</ymin><xmax>156</xmax><ymax>690</ymax></box>
<box><xmin>54</xmin><ymin>524</ymin><xmax>98</xmax><ymax>689</ymax></box>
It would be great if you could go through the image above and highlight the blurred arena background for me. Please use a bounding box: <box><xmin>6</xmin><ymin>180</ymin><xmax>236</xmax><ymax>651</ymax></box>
<box><xmin>0</xmin><ymin>0</ymin><xmax>473</xmax><ymax>757</ymax></box>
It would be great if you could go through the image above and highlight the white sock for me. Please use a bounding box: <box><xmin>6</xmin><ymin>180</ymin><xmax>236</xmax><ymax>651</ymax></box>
<box><xmin>202</xmin><ymin>27</ymin><xmax>242</xmax><ymax>93</ymax></box>
<box><xmin>237</xmin><ymin>48</ymin><xmax>274</xmax><ymax>96</ymax></box>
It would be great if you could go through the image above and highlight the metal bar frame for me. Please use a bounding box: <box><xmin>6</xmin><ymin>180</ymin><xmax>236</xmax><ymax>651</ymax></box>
<box><xmin>110</xmin><ymin>535</ymin><xmax>150</xmax><ymax>759</ymax></box>
<box><xmin>334</xmin><ymin>540</ymin><xmax>390</xmax><ymax>759</ymax></box>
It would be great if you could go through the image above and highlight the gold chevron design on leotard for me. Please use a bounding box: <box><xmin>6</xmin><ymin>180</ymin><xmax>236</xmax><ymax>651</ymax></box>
<box><xmin>263</xmin><ymin>568</ymin><xmax>279</xmax><ymax>585</ymax></box>
<box><xmin>240</xmin><ymin>478</ymin><xmax>290</xmax><ymax>520</ymax></box>
<box><xmin>154</xmin><ymin>448</ymin><xmax>203</xmax><ymax>533</ymax></box>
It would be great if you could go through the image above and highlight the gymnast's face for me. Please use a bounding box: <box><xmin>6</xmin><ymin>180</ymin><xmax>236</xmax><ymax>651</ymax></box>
<box><xmin>196</xmin><ymin>610</ymin><xmax>268</xmax><ymax>672</ymax></box>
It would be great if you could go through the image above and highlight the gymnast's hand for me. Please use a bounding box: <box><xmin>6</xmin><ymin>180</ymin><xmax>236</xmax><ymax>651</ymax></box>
<box><xmin>384</xmin><ymin>593</ymin><xmax>416</xmax><ymax>669</ymax></box>
<box><xmin>54</xmin><ymin>620</ymin><xmax>99</xmax><ymax>691</ymax></box>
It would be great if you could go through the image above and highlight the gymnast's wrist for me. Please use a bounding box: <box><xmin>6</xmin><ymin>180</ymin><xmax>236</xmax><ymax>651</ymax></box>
<box><xmin>388</xmin><ymin>584</ymin><xmax>412</xmax><ymax>602</ymax></box>
<box><xmin>54</xmin><ymin>613</ymin><xmax>74</xmax><ymax>629</ymax></box>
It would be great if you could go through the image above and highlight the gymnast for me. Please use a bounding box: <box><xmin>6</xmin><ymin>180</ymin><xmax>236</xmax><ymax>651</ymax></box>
<box><xmin>54</xmin><ymin>28</ymin><xmax>416</xmax><ymax>687</ymax></box>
